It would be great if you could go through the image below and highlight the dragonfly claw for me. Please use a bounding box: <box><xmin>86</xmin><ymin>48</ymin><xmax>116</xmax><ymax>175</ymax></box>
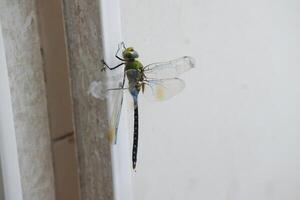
<box><xmin>101</xmin><ymin>59</ymin><xmax>107</xmax><ymax>71</ymax></box>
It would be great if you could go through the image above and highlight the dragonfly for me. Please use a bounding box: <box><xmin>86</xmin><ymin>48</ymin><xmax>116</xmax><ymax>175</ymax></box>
<box><xmin>101</xmin><ymin>42</ymin><xmax>195</xmax><ymax>170</ymax></box>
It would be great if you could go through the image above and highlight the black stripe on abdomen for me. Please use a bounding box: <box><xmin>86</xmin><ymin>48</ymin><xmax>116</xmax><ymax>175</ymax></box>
<box><xmin>132</xmin><ymin>103</ymin><xmax>139</xmax><ymax>169</ymax></box>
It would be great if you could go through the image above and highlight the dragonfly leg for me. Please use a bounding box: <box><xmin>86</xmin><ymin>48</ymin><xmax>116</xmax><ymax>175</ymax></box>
<box><xmin>105</xmin><ymin>72</ymin><xmax>127</xmax><ymax>92</ymax></box>
<box><xmin>106</xmin><ymin>87</ymin><xmax>128</xmax><ymax>92</ymax></box>
<box><xmin>101</xmin><ymin>60</ymin><xmax>124</xmax><ymax>71</ymax></box>
<box><xmin>115</xmin><ymin>42</ymin><xmax>126</xmax><ymax>61</ymax></box>
<box><xmin>101</xmin><ymin>42</ymin><xmax>127</xmax><ymax>71</ymax></box>
<box><xmin>121</xmin><ymin>71</ymin><xmax>126</xmax><ymax>87</ymax></box>
<box><xmin>120</xmin><ymin>41</ymin><xmax>126</xmax><ymax>49</ymax></box>
<box><xmin>115</xmin><ymin>51</ymin><xmax>125</xmax><ymax>61</ymax></box>
<box><xmin>115</xmin><ymin>55</ymin><xmax>125</xmax><ymax>61</ymax></box>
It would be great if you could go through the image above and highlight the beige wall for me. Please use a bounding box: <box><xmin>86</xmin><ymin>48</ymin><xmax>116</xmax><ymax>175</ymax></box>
<box><xmin>37</xmin><ymin>0</ymin><xmax>80</xmax><ymax>199</ymax></box>
<box><xmin>62</xmin><ymin>0</ymin><xmax>114</xmax><ymax>199</ymax></box>
<box><xmin>0</xmin><ymin>0</ymin><xmax>113</xmax><ymax>199</ymax></box>
<box><xmin>0</xmin><ymin>1</ymin><xmax>56</xmax><ymax>199</ymax></box>
<box><xmin>0</xmin><ymin>21</ymin><xmax>23</xmax><ymax>200</ymax></box>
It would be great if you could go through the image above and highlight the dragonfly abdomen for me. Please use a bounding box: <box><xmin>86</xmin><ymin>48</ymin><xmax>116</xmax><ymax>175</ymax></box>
<box><xmin>132</xmin><ymin>97</ymin><xmax>139</xmax><ymax>170</ymax></box>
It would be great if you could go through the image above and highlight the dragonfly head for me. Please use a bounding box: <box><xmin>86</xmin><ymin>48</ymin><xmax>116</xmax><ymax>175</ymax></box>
<box><xmin>122</xmin><ymin>47</ymin><xmax>139</xmax><ymax>60</ymax></box>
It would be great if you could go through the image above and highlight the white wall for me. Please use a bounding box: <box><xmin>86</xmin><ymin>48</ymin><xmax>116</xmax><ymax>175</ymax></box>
<box><xmin>120</xmin><ymin>0</ymin><xmax>300</xmax><ymax>199</ymax></box>
<box><xmin>100</xmin><ymin>0</ymin><xmax>133</xmax><ymax>199</ymax></box>
<box><xmin>0</xmin><ymin>23</ymin><xmax>23</xmax><ymax>200</ymax></box>
<box><xmin>0</xmin><ymin>158</ymin><xmax>4</xmax><ymax>200</ymax></box>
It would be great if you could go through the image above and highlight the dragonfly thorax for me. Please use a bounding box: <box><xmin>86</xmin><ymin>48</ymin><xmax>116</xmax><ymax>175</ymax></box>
<box><xmin>125</xmin><ymin>60</ymin><xmax>145</xmax><ymax>95</ymax></box>
<box><xmin>125</xmin><ymin>60</ymin><xmax>144</xmax><ymax>71</ymax></box>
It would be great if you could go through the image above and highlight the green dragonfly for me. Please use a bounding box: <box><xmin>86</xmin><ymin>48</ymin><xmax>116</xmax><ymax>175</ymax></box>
<box><xmin>100</xmin><ymin>42</ymin><xmax>195</xmax><ymax>169</ymax></box>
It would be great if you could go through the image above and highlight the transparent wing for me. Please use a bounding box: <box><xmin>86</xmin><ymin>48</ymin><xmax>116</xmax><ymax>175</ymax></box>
<box><xmin>143</xmin><ymin>78</ymin><xmax>185</xmax><ymax>101</ymax></box>
<box><xmin>106</xmin><ymin>72</ymin><xmax>124</xmax><ymax>85</ymax></box>
<box><xmin>88</xmin><ymin>77</ymin><xmax>127</xmax><ymax>144</ymax></box>
<box><xmin>106</xmin><ymin>74</ymin><xmax>129</xmax><ymax>144</ymax></box>
<box><xmin>143</xmin><ymin>56</ymin><xmax>195</xmax><ymax>79</ymax></box>
<box><xmin>107</xmin><ymin>88</ymin><xmax>124</xmax><ymax>144</ymax></box>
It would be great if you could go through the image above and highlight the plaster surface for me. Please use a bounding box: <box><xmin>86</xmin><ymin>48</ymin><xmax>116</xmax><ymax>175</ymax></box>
<box><xmin>0</xmin><ymin>1</ymin><xmax>56</xmax><ymax>200</ymax></box>
<box><xmin>120</xmin><ymin>0</ymin><xmax>300</xmax><ymax>199</ymax></box>
<box><xmin>62</xmin><ymin>0</ymin><xmax>114</xmax><ymax>199</ymax></box>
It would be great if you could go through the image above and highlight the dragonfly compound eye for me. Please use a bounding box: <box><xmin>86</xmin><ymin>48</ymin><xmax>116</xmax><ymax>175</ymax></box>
<box><xmin>123</xmin><ymin>48</ymin><xmax>139</xmax><ymax>59</ymax></box>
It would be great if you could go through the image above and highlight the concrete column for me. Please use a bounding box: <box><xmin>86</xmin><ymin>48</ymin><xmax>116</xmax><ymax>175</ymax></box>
<box><xmin>0</xmin><ymin>1</ymin><xmax>56</xmax><ymax>200</ymax></box>
<box><xmin>36</xmin><ymin>0</ymin><xmax>81</xmax><ymax>199</ymax></box>
<box><xmin>62</xmin><ymin>0</ymin><xmax>114</xmax><ymax>199</ymax></box>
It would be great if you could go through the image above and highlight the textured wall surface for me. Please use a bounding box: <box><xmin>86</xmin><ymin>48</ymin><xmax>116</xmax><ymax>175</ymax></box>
<box><xmin>0</xmin><ymin>1</ymin><xmax>56</xmax><ymax>200</ymax></box>
<box><xmin>120</xmin><ymin>0</ymin><xmax>300</xmax><ymax>199</ymax></box>
<box><xmin>36</xmin><ymin>0</ymin><xmax>81</xmax><ymax>199</ymax></box>
<box><xmin>62</xmin><ymin>0</ymin><xmax>114</xmax><ymax>199</ymax></box>
<box><xmin>37</xmin><ymin>0</ymin><xmax>74</xmax><ymax>140</ymax></box>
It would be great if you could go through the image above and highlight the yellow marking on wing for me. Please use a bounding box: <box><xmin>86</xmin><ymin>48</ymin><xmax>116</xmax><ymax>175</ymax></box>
<box><xmin>107</xmin><ymin>127</ymin><xmax>115</xmax><ymax>144</ymax></box>
<box><xmin>155</xmin><ymin>85</ymin><xmax>165</xmax><ymax>101</ymax></box>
